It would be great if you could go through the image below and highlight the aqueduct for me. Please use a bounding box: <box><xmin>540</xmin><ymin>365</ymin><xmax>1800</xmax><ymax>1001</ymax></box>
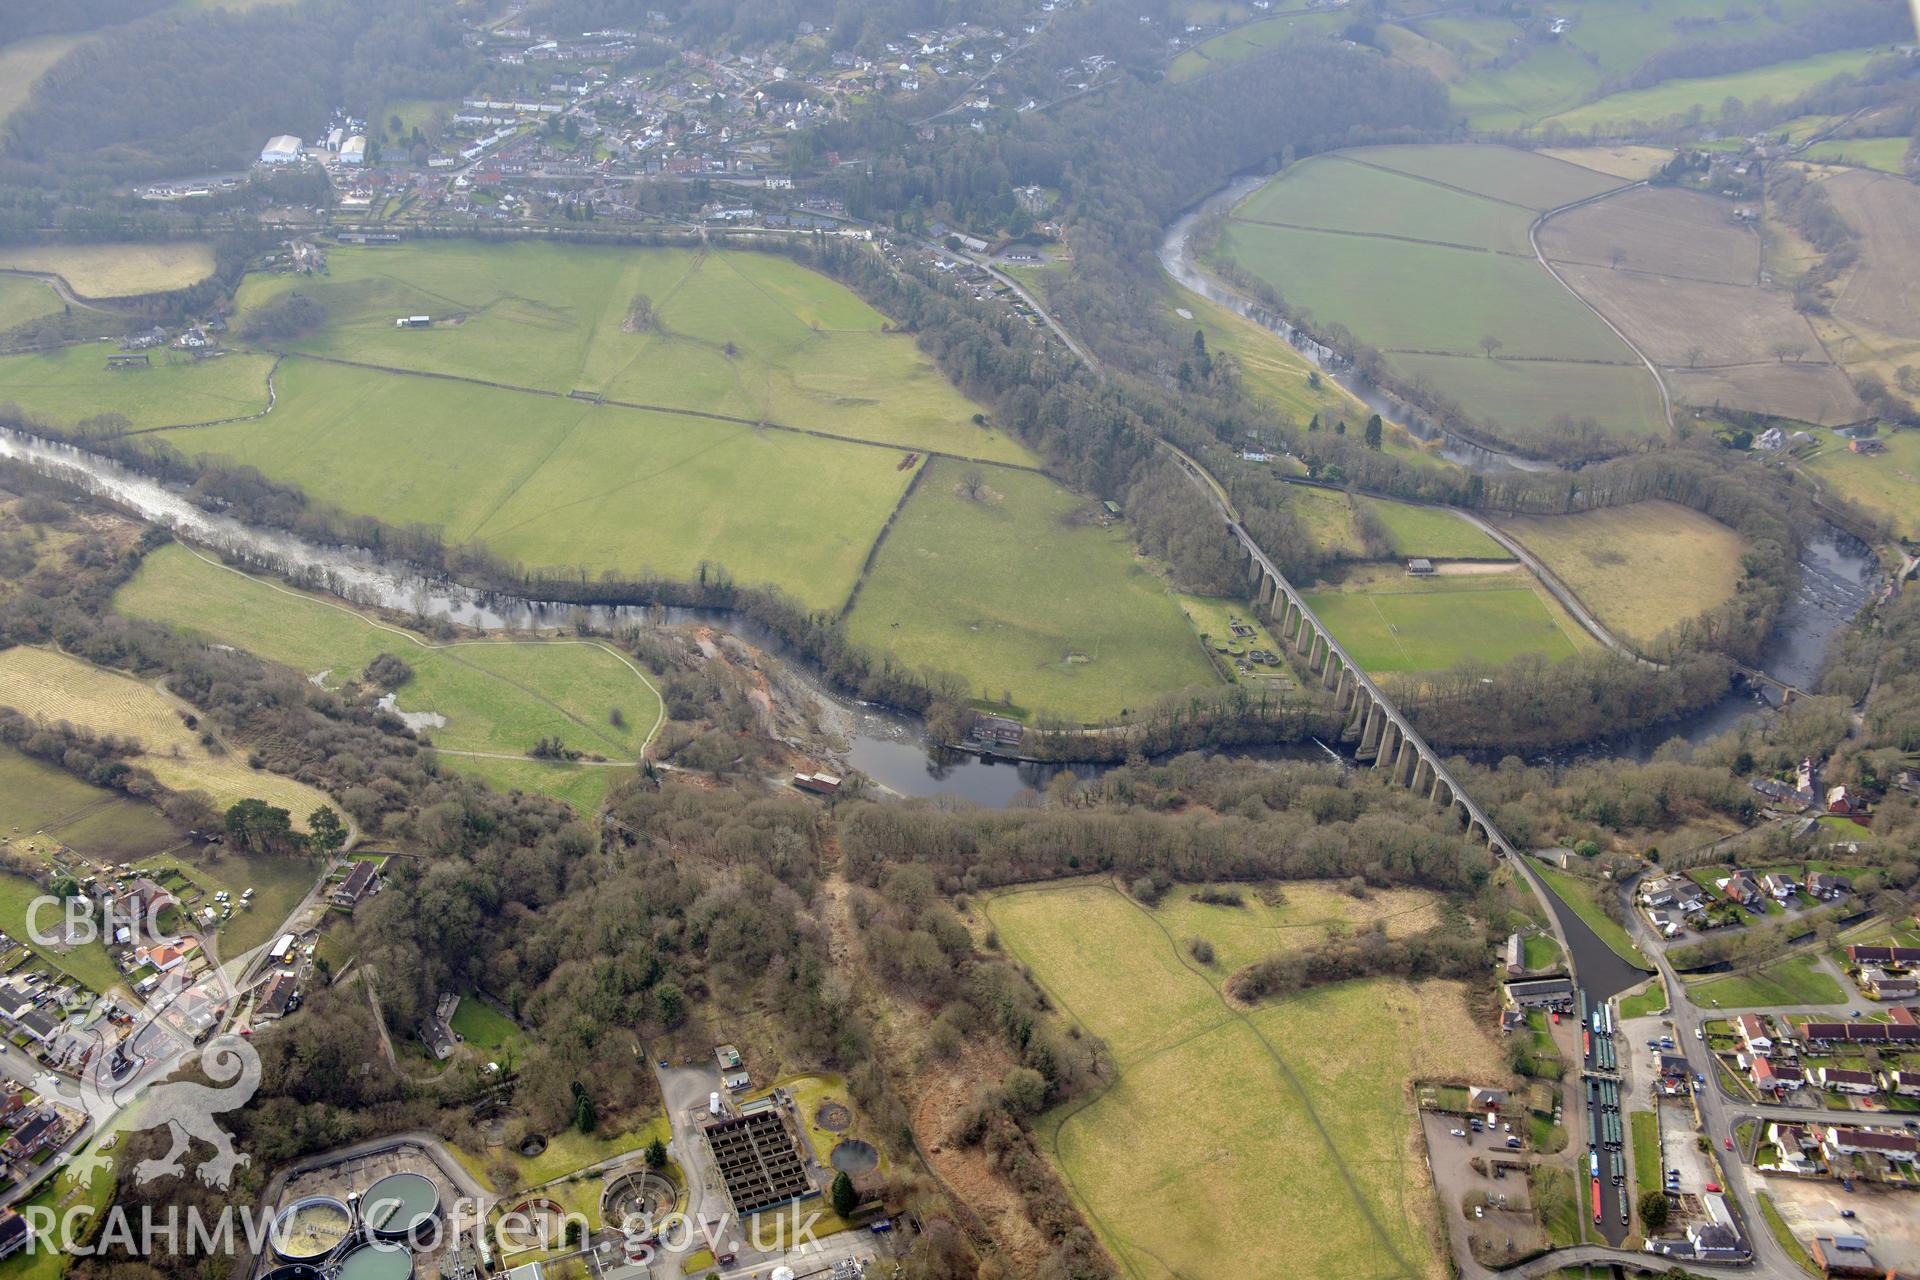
<box><xmin>1225</xmin><ymin>515</ymin><xmax>1515</xmax><ymax>859</ymax></box>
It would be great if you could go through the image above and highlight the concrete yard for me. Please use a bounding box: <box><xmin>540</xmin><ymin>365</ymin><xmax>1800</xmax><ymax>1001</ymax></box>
<box><xmin>1763</xmin><ymin>1175</ymin><xmax>1920</xmax><ymax>1276</ymax></box>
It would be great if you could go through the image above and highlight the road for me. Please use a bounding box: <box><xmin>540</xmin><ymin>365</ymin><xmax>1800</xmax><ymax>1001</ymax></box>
<box><xmin>1527</xmin><ymin>183</ymin><xmax>1674</xmax><ymax>433</ymax></box>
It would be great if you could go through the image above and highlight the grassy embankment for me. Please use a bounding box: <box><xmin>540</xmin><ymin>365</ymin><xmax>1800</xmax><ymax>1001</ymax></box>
<box><xmin>1527</xmin><ymin>859</ymin><xmax>1646</xmax><ymax>967</ymax></box>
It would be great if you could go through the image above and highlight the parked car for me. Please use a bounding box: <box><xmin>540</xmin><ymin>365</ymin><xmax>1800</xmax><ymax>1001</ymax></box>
<box><xmin>1723</xmin><ymin>1138</ymin><xmax>1733</xmax><ymax>1150</ymax></box>
<box><xmin>1450</xmin><ymin>1128</ymin><xmax>1466</xmax><ymax>1138</ymax></box>
<box><xmin>1695</xmin><ymin>1028</ymin><xmax>1704</xmax><ymax>1040</ymax></box>
<box><xmin>1840</xmin><ymin>1210</ymin><xmax>1856</xmax><ymax>1219</ymax></box>
<box><xmin>1705</xmin><ymin>1183</ymin><xmax>1721</xmax><ymax>1193</ymax></box>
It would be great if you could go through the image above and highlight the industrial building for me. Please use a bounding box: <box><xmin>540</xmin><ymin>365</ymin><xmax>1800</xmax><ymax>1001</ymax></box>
<box><xmin>703</xmin><ymin>1110</ymin><xmax>813</xmax><ymax>1214</ymax></box>
<box><xmin>339</xmin><ymin>136</ymin><xmax>367</xmax><ymax>166</ymax></box>
<box><xmin>260</xmin><ymin>135</ymin><xmax>304</xmax><ymax>165</ymax></box>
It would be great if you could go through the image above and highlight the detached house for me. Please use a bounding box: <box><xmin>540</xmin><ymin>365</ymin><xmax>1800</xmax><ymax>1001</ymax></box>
<box><xmin>1735</xmin><ymin>1013</ymin><xmax>1774</xmax><ymax>1056</ymax></box>
<box><xmin>1760</xmin><ymin>873</ymin><xmax>1797</xmax><ymax>901</ymax></box>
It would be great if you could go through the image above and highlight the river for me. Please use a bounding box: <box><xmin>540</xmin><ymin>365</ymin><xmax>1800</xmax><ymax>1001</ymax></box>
<box><xmin>1</xmin><ymin>427</ymin><xmax>1335</xmax><ymax>805</ymax></box>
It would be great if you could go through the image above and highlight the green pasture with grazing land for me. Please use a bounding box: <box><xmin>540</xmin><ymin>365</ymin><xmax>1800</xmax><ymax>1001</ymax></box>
<box><xmin>990</xmin><ymin>881</ymin><xmax>1494</xmax><ymax>1280</ymax></box>
<box><xmin>1302</xmin><ymin>567</ymin><xmax>1587</xmax><ymax>676</ymax></box>
<box><xmin>0</xmin><ymin>242</ymin><xmax>216</xmax><ymax>298</ymax></box>
<box><xmin>0</xmin><ymin>276</ymin><xmax>65</xmax><ymax>334</ymax></box>
<box><xmin>1682</xmin><ymin>954</ymin><xmax>1844</xmax><ymax>1009</ymax></box>
<box><xmin>1167</xmin><ymin>10</ymin><xmax>1345</xmax><ymax>81</ymax></box>
<box><xmin>1805</xmin><ymin>429</ymin><xmax>1920</xmax><ymax>540</ymax></box>
<box><xmin>1348</xmin><ymin>145</ymin><xmax>1621</xmax><ymax>211</ymax></box>
<box><xmin>116</xmin><ymin>544</ymin><xmax>660</xmax><ymax>811</ymax></box>
<box><xmin>1800</xmin><ymin>138</ymin><xmax>1911</xmax><ymax>174</ymax></box>
<box><xmin>844</xmin><ymin>460</ymin><xmax>1218</xmax><ymax>723</ymax></box>
<box><xmin>232</xmin><ymin>241</ymin><xmax>1028</xmax><ymax>464</ymax></box>
<box><xmin>1212</xmin><ymin>150</ymin><xmax>1666</xmax><ymax>451</ymax></box>
<box><xmin>1235</xmin><ymin>154</ymin><xmax>1536</xmax><ymax>253</ymax></box>
<box><xmin>1289</xmin><ymin>484</ymin><xmax>1367</xmax><ymax>558</ymax></box>
<box><xmin>0</xmin><ymin>35</ymin><xmax>85</xmax><ymax>132</ymax></box>
<box><xmin>0</xmin><ymin>744</ymin><xmax>181</xmax><ymax>860</ymax></box>
<box><xmin>0</xmin><ymin>646</ymin><xmax>330</xmax><ymax>825</ymax></box>
<box><xmin>1151</xmin><ymin>881</ymin><xmax>1444</xmax><ymax>978</ymax></box>
<box><xmin>1356</xmin><ymin>498</ymin><xmax>1509</xmax><ymax>560</ymax></box>
<box><xmin>0</xmin><ymin>346</ymin><xmax>273</xmax><ymax>429</ymax></box>
<box><xmin>1543</xmin><ymin>47</ymin><xmax>1886</xmax><ymax>134</ymax></box>
<box><xmin>155</xmin><ymin>357</ymin><xmax>913</xmax><ymax>610</ymax></box>
<box><xmin>1493</xmin><ymin>502</ymin><xmax>1747</xmax><ymax>646</ymax></box>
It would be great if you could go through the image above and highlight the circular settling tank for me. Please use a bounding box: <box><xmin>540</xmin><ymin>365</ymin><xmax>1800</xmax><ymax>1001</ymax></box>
<box><xmin>336</xmin><ymin>1242</ymin><xmax>413</xmax><ymax>1280</ymax></box>
<box><xmin>270</xmin><ymin>1198</ymin><xmax>352</xmax><ymax>1262</ymax></box>
<box><xmin>262</xmin><ymin>1264</ymin><xmax>322</xmax><ymax>1280</ymax></box>
<box><xmin>364</xmin><ymin>1172</ymin><xmax>439</xmax><ymax>1243</ymax></box>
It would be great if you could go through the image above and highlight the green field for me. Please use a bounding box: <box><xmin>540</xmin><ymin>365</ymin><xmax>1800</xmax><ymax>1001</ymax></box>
<box><xmin>1619</xmin><ymin>978</ymin><xmax>1667</xmax><ymax>1019</ymax></box>
<box><xmin>1348</xmin><ymin>145</ymin><xmax>1622</xmax><ymax>211</ymax></box>
<box><xmin>115</xmin><ymin>543</ymin><xmax>662</xmax><ymax>811</ymax></box>
<box><xmin>1451</xmin><ymin>42</ymin><xmax>1605</xmax><ymax>130</ymax></box>
<box><xmin>231</xmin><ymin>242</ymin><xmax>1028</xmax><ymax>465</ymax></box>
<box><xmin>1356</xmin><ymin>498</ymin><xmax>1510</xmax><ymax>560</ymax></box>
<box><xmin>1682</xmin><ymin>954</ymin><xmax>1844</xmax><ymax>1009</ymax></box>
<box><xmin>0</xmin><ymin>872</ymin><xmax>123</xmax><ymax>994</ymax></box>
<box><xmin>451</xmin><ymin>995</ymin><xmax>530</xmax><ymax>1059</ymax></box>
<box><xmin>1387</xmin><ymin>352</ymin><xmax>1667</xmax><ymax>447</ymax></box>
<box><xmin>153</xmin><ymin>357</ymin><xmax>914</xmax><ymax>610</ymax></box>
<box><xmin>989</xmin><ymin>881</ymin><xmax>1490</xmax><ymax>1280</ymax></box>
<box><xmin>1544</xmin><ymin>47</ymin><xmax>1887</xmax><ymax>134</ymax></box>
<box><xmin>1523</xmin><ymin>932</ymin><xmax>1561</xmax><ymax>971</ymax></box>
<box><xmin>1290</xmin><ymin>485</ymin><xmax>1368</xmax><ymax>558</ymax></box>
<box><xmin>0</xmin><ymin>242</ymin><xmax>216</xmax><ymax>298</ymax></box>
<box><xmin>844</xmin><ymin>460</ymin><xmax>1218</xmax><ymax>722</ymax></box>
<box><xmin>0</xmin><ymin>346</ymin><xmax>273</xmax><ymax>429</ymax></box>
<box><xmin>1806</xmin><ymin>429</ymin><xmax>1920</xmax><ymax>540</ymax></box>
<box><xmin>1302</xmin><ymin>569</ymin><xmax>1586</xmax><ymax>676</ymax></box>
<box><xmin>1494</xmin><ymin>501</ymin><xmax>1748</xmax><ymax>647</ymax></box>
<box><xmin>1217</xmin><ymin>220</ymin><xmax>1629</xmax><ymax>361</ymax></box>
<box><xmin>0</xmin><ymin>744</ymin><xmax>181</xmax><ymax>860</ymax></box>
<box><xmin>1630</xmin><ymin>1110</ymin><xmax>1661</xmax><ymax>1199</ymax></box>
<box><xmin>0</xmin><ymin>276</ymin><xmax>65</xmax><ymax>334</ymax></box>
<box><xmin>1167</xmin><ymin>10</ymin><xmax>1347</xmax><ymax>81</ymax></box>
<box><xmin>1212</xmin><ymin>150</ymin><xmax>1666</xmax><ymax>451</ymax></box>
<box><xmin>1800</xmin><ymin>137</ymin><xmax>1911</xmax><ymax>174</ymax></box>
<box><xmin>0</xmin><ymin>34</ymin><xmax>85</xmax><ymax>132</ymax></box>
<box><xmin>1151</xmin><ymin>881</ymin><xmax>1443</xmax><ymax>978</ymax></box>
<box><xmin>1236</xmin><ymin>154</ymin><xmax>1537</xmax><ymax>252</ymax></box>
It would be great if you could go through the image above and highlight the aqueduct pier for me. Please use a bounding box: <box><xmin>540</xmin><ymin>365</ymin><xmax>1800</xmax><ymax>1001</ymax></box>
<box><xmin>1224</xmin><ymin>514</ymin><xmax>1515</xmax><ymax>859</ymax></box>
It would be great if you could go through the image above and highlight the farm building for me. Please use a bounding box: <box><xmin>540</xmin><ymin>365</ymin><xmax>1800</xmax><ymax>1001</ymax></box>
<box><xmin>331</xmin><ymin>861</ymin><xmax>379</xmax><ymax>912</ymax></box>
<box><xmin>1502</xmin><ymin>977</ymin><xmax>1572</xmax><ymax>1008</ymax></box>
<box><xmin>1407</xmin><ymin>557</ymin><xmax>1434</xmax><ymax>575</ymax></box>
<box><xmin>260</xmin><ymin>135</ymin><xmax>304</xmax><ymax>164</ymax></box>
<box><xmin>1503</xmin><ymin>933</ymin><xmax>1522</xmax><ymax>977</ymax></box>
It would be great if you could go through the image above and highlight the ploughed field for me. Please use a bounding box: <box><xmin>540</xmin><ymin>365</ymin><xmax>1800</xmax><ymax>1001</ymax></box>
<box><xmin>987</xmin><ymin>880</ymin><xmax>1501</xmax><ymax>1280</ymax></box>
<box><xmin>1209</xmin><ymin>146</ymin><xmax>1668</xmax><ymax>455</ymax></box>
<box><xmin>116</xmin><ymin>543</ymin><xmax>664</xmax><ymax>813</ymax></box>
<box><xmin>0</xmin><ymin>240</ymin><xmax>1223</xmax><ymax>723</ymax></box>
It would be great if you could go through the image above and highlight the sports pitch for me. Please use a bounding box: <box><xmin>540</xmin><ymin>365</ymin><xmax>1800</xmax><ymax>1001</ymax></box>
<box><xmin>843</xmin><ymin>460</ymin><xmax>1219</xmax><ymax>722</ymax></box>
<box><xmin>116</xmin><ymin>543</ymin><xmax>662</xmax><ymax>811</ymax></box>
<box><xmin>988</xmin><ymin>880</ymin><xmax>1498</xmax><ymax>1280</ymax></box>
